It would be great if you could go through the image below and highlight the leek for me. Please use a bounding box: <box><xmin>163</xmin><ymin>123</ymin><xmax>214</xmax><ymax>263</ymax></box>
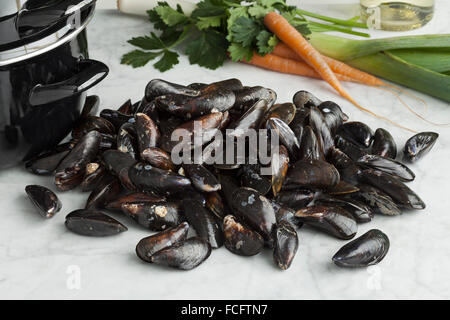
<box><xmin>388</xmin><ymin>48</ymin><xmax>450</xmax><ymax>73</ymax></box>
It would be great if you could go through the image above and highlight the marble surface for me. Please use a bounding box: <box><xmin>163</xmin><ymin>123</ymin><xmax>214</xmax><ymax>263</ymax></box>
<box><xmin>1</xmin><ymin>2</ymin><xmax>450</xmax><ymax>300</ymax></box>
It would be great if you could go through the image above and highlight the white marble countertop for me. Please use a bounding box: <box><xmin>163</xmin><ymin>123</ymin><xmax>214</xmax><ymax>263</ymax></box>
<box><xmin>1</xmin><ymin>2</ymin><xmax>450</xmax><ymax>300</ymax></box>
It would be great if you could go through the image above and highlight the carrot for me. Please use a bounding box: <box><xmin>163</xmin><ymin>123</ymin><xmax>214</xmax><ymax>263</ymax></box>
<box><xmin>243</xmin><ymin>53</ymin><xmax>355</xmax><ymax>82</ymax></box>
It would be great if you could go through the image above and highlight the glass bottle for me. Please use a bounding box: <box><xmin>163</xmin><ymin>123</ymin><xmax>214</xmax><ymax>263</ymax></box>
<box><xmin>360</xmin><ymin>0</ymin><xmax>435</xmax><ymax>31</ymax></box>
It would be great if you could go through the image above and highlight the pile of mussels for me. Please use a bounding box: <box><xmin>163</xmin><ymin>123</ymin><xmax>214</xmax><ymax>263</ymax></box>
<box><xmin>24</xmin><ymin>79</ymin><xmax>439</xmax><ymax>270</ymax></box>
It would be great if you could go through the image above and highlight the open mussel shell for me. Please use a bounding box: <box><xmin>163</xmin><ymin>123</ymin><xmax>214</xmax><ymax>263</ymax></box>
<box><xmin>81</xmin><ymin>95</ymin><xmax>100</xmax><ymax>118</ymax></box>
<box><xmin>65</xmin><ymin>209</ymin><xmax>128</xmax><ymax>237</ymax></box>
<box><xmin>231</xmin><ymin>187</ymin><xmax>277</xmax><ymax>246</ymax></box>
<box><xmin>273</xmin><ymin>221</ymin><xmax>299</xmax><ymax>270</ymax></box>
<box><xmin>357</xmin><ymin>154</ymin><xmax>415</xmax><ymax>182</ymax></box>
<box><xmin>86</xmin><ymin>177</ymin><xmax>122</xmax><ymax>209</ymax></box>
<box><xmin>136</xmin><ymin>222</ymin><xmax>189</xmax><ymax>263</ymax></box>
<box><xmin>182</xmin><ymin>200</ymin><xmax>223</xmax><ymax>249</ymax></box>
<box><xmin>298</xmin><ymin>126</ymin><xmax>321</xmax><ymax>161</ymax></box>
<box><xmin>25</xmin><ymin>149</ymin><xmax>70</xmax><ymax>175</ymax></box>
<box><xmin>315</xmin><ymin>195</ymin><xmax>373</xmax><ymax>223</ymax></box>
<box><xmin>141</xmin><ymin>147</ymin><xmax>176</xmax><ymax>171</ymax></box>
<box><xmin>267</xmin><ymin>118</ymin><xmax>300</xmax><ymax>157</ymax></box>
<box><xmin>25</xmin><ymin>185</ymin><xmax>62</xmax><ymax>219</ymax></box>
<box><xmin>129</xmin><ymin>162</ymin><xmax>191</xmax><ymax>196</ymax></box>
<box><xmin>275</xmin><ymin>190</ymin><xmax>314</xmax><ymax>211</ymax></box>
<box><xmin>150</xmin><ymin>237</ymin><xmax>212</xmax><ymax>270</ymax></box>
<box><xmin>372</xmin><ymin>128</ymin><xmax>397</xmax><ymax>159</ymax></box>
<box><xmin>295</xmin><ymin>205</ymin><xmax>357</xmax><ymax>240</ymax></box>
<box><xmin>121</xmin><ymin>201</ymin><xmax>184</xmax><ymax>231</ymax></box>
<box><xmin>265</xmin><ymin>103</ymin><xmax>296</xmax><ymax>125</ymax></box>
<box><xmin>55</xmin><ymin>131</ymin><xmax>102</xmax><ymax>191</ymax></box>
<box><xmin>293</xmin><ymin>90</ymin><xmax>321</xmax><ymax>109</ymax></box>
<box><xmin>223</xmin><ymin>215</ymin><xmax>264</xmax><ymax>256</ymax></box>
<box><xmin>271</xmin><ymin>145</ymin><xmax>289</xmax><ymax>196</ymax></box>
<box><xmin>135</xmin><ymin>113</ymin><xmax>160</xmax><ymax>154</ymax></box>
<box><xmin>106</xmin><ymin>193</ymin><xmax>166</xmax><ymax>211</ymax></box>
<box><xmin>332</xmin><ymin>229</ymin><xmax>389</xmax><ymax>268</ymax></box>
<box><xmin>309</xmin><ymin>107</ymin><xmax>334</xmax><ymax>158</ymax></box>
<box><xmin>183</xmin><ymin>164</ymin><xmax>221</xmax><ymax>193</ymax></box>
<box><xmin>72</xmin><ymin>116</ymin><xmax>115</xmax><ymax>139</ymax></box>
<box><xmin>351</xmin><ymin>183</ymin><xmax>402</xmax><ymax>216</ymax></box>
<box><xmin>358</xmin><ymin>169</ymin><xmax>425</xmax><ymax>210</ymax></box>
<box><xmin>338</xmin><ymin>121</ymin><xmax>374</xmax><ymax>148</ymax></box>
<box><xmin>284</xmin><ymin>159</ymin><xmax>340</xmax><ymax>189</ymax></box>
<box><xmin>403</xmin><ymin>132</ymin><xmax>438</xmax><ymax>163</ymax></box>
<box><xmin>317</xmin><ymin>101</ymin><xmax>348</xmax><ymax>133</ymax></box>
<box><xmin>81</xmin><ymin>162</ymin><xmax>107</xmax><ymax>192</ymax></box>
<box><xmin>145</xmin><ymin>79</ymin><xmax>200</xmax><ymax>101</ymax></box>
<box><xmin>233</xmin><ymin>86</ymin><xmax>276</xmax><ymax>113</ymax></box>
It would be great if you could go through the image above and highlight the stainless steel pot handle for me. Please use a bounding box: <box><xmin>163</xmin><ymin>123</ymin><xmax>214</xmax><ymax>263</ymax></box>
<box><xmin>28</xmin><ymin>59</ymin><xmax>109</xmax><ymax>106</ymax></box>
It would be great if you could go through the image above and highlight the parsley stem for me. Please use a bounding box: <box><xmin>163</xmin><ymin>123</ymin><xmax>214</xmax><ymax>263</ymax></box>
<box><xmin>166</xmin><ymin>26</ymin><xmax>193</xmax><ymax>50</ymax></box>
<box><xmin>296</xmin><ymin>9</ymin><xmax>368</xmax><ymax>29</ymax></box>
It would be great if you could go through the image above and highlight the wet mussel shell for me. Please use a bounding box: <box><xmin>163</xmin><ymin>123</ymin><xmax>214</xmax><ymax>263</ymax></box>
<box><xmin>284</xmin><ymin>159</ymin><xmax>340</xmax><ymax>189</ymax></box>
<box><xmin>135</xmin><ymin>113</ymin><xmax>160</xmax><ymax>154</ymax></box>
<box><xmin>72</xmin><ymin>116</ymin><xmax>115</xmax><ymax>139</ymax></box>
<box><xmin>293</xmin><ymin>90</ymin><xmax>321</xmax><ymax>109</ymax></box>
<box><xmin>145</xmin><ymin>79</ymin><xmax>200</xmax><ymax>101</ymax></box>
<box><xmin>25</xmin><ymin>185</ymin><xmax>62</xmax><ymax>219</ymax></box>
<box><xmin>267</xmin><ymin>118</ymin><xmax>300</xmax><ymax>157</ymax></box>
<box><xmin>317</xmin><ymin>101</ymin><xmax>348</xmax><ymax>133</ymax></box>
<box><xmin>65</xmin><ymin>209</ymin><xmax>128</xmax><ymax>236</ymax></box>
<box><xmin>295</xmin><ymin>205</ymin><xmax>357</xmax><ymax>240</ymax></box>
<box><xmin>150</xmin><ymin>237</ymin><xmax>212</xmax><ymax>270</ymax></box>
<box><xmin>141</xmin><ymin>147</ymin><xmax>176</xmax><ymax>172</ymax></box>
<box><xmin>337</xmin><ymin>121</ymin><xmax>374</xmax><ymax>148</ymax></box>
<box><xmin>357</xmin><ymin>154</ymin><xmax>415</xmax><ymax>182</ymax></box>
<box><xmin>271</xmin><ymin>145</ymin><xmax>289</xmax><ymax>196</ymax></box>
<box><xmin>315</xmin><ymin>195</ymin><xmax>373</xmax><ymax>223</ymax></box>
<box><xmin>403</xmin><ymin>132</ymin><xmax>438</xmax><ymax>163</ymax></box>
<box><xmin>351</xmin><ymin>183</ymin><xmax>402</xmax><ymax>216</ymax></box>
<box><xmin>182</xmin><ymin>200</ymin><xmax>223</xmax><ymax>248</ymax></box>
<box><xmin>100</xmin><ymin>109</ymin><xmax>134</xmax><ymax>129</ymax></box>
<box><xmin>105</xmin><ymin>192</ymin><xmax>166</xmax><ymax>211</ymax></box>
<box><xmin>275</xmin><ymin>190</ymin><xmax>314</xmax><ymax>211</ymax></box>
<box><xmin>332</xmin><ymin>229</ymin><xmax>389</xmax><ymax>268</ymax></box>
<box><xmin>239</xmin><ymin>165</ymin><xmax>272</xmax><ymax>196</ymax></box>
<box><xmin>223</xmin><ymin>215</ymin><xmax>264</xmax><ymax>256</ymax></box>
<box><xmin>183</xmin><ymin>164</ymin><xmax>221</xmax><ymax>193</ymax></box>
<box><xmin>371</xmin><ymin>128</ymin><xmax>397</xmax><ymax>159</ymax></box>
<box><xmin>297</xmin><ymin>126</ymin><xmax>321</xmax><ymax>161</ymax></box>
<box><xmin>25</xmin><ymin>150</ymin><xmax>70</xmax><ymax>176</ymax></box>
<box><xmin>265</xmin><ymin>102</ymin><xmax>296</xmax><ymax>125</ymax></box>
<box><xmin>136</xmin><ymin>222</ymin><xmax>189</xmax><ymax>263</ymax></box>
<box><xmin>86</xmin><ymin>176</ymin><xmax>122</xmax><ymax>209</ymax></box>
<box><xmin>309</xmin><ymin>106</ymin><xmax>335</xmax><ymax>158</ymax></box>
<box><xmin>233</xmin><ymin>86</ymin><xmax>276</xmax><ymax>113</ymax></box>
<box><xmin>273</xmin><ymin>221</ymin><xmax>299</xmax><ymax>270</ymax></box>
<box><xmin>81</xmin><ymin>163</ymin><xmax>107</xmax><ymax>192</ymax></box>
<box><xmin>231</xmin><ymin>187</ymin><xmax>277</xmax><ymax>246</ymax></box>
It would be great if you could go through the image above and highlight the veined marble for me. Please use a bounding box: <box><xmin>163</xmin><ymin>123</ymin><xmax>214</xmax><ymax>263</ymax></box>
<box><xmin>0</xmin><ymin>2</ymin><xmax>449</xmax><ymax>300</ymax></box>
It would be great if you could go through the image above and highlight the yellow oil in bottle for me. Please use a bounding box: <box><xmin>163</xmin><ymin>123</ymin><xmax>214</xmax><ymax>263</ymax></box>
<box><xmin>360</xmin><ymin>0</ymin><xmax>434</xmax><ymax>31</ymax></box>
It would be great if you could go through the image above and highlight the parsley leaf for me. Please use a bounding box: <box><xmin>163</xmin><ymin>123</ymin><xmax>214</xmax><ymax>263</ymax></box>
<box><xmin>121</xmin><ymin>50</ymin><xmax>161</xmax><ymax>68</ymax></box>
<box><xmin>147</xmin><ymin>2</ymin><xmax>170</xmax><ymax>30</ymax></box>
<box><xmin>256</xmin><ymin>30</ymin><xmax>278</xmax><ymax>55</ymax></box>
<box><xmin>155</xmin><ymin>5</ymin><xmax>189</xmax><ymax>27</ymax></box>
<box><xmin>230</xmin><ymin>17</ymin><xmax>263</xmax><ymax>47</ymax></box>
<box><xmin>226</xmin><ymin>7</ymin><xmax>248</xmax><ymax>41</ymax></box>
<box><xmin>196</xmin><ymin>16</ymin><xmax>223</xmax><ymax>30</ymax></box>
<box><xmin>257</xmin><ymin>0</ymin><xmax>286</xmax><ymax>8</ymax></box>
<box><xmin>127</xmin><ymin>33</ymin><xmax>164</xmax><ymax>50</ymax></box>
<box><xmin>154</xmin><ymin>50</ymin><xmax>180</xmax><ymax>72</ymax></box>
<box><xmin>248</xmin><ymin>5</ymin><xmax>271</xmax><ymax>19</ymax></box>
<box><xmin>192</xmin><ymin>0</ymin><xmax>228</xmax><ymax>18</ymax></box>
<box><xmin>228</xmin><ymin>43</ymin><xmax>253</xmax><ymax>62</ymax></box>
<box><xmin>185</xmin><ymin>30</ymin><xmax>228</xmax><ymax>69</ymax></box>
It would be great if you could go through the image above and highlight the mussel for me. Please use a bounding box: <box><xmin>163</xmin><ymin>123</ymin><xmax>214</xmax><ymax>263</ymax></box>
<box><xmin>273</xmin><ymin>221</ymin><xmax>299</xmax><ymax>270</ymax></box>
<box><xmin>403</xmin><ymin>132</ymin><xmax>438</xmax><ymax>163</ymax></box>
<box><xmin>223</xmin><ymin>215</ymin><xmax>264</xmax><ymax>256</ymax></box>
<box><xmin>371</xmin><ymin>128</ymin><xmax>397</xmax><ymax>159</ymax></box>
<box><xmin>65</xmin><ymin>209</ymin><xmax>128</xmax><ymax>236</ymax></box>
<box><xmin>284</xmin><ymin>159</ymin><xmax>340</xmax><ymax>189</ymax></box>
<box><xmin>25</xmin><ymin>185</ymin><xmax>62</xmax><ymax>219</ymax></box>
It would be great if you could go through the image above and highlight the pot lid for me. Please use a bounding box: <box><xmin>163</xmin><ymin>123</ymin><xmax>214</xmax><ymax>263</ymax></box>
<box><xmin>0</xmin><ymin>0</ymin><xmax>96</xmax><ymax>65</ymax></box>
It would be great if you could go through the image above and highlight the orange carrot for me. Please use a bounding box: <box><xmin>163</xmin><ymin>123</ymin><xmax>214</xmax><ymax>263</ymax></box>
<box><xmin>273</xmin><ymin>42</ymin><xmax>386</xmax><ymax>86</ymax></box>
<box><xmin>243</xmin><ymin>53</ymin><xmax>355</xmax><ymax>82</ymax></box>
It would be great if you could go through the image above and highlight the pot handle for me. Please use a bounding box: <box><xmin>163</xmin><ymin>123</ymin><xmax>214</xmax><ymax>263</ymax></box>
<box><xmin>28</xmin><ymin>59</ymin><xmax>109</xmax><ymax>106</ymax></box>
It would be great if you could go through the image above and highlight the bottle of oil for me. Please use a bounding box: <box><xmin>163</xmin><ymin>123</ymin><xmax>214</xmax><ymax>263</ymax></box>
<box><xmin>360</xmin><ymin>0</ymin><xmax>434</xmax><ymax>31</ymax></box>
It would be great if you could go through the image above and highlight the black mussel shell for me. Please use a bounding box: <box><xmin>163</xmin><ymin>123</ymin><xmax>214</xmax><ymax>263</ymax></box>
<box><xmin>141</xmin><ymin>147</ymin><xmax>176</xmax><ymax>171</ymax></box>
<box><xmin>81</xmin><ymin>95</ymin><xmax>100</xmax><ymax>118</ymax></box>
<box><xmin>55</xmin><ymin>131</ymin><xmax>102</xmax><ymax>191</ymax></box>
<box><xmin>102</xmin><ymin>149</ymin><xmax>137</xmax><ymax>175</ymax></box>
<box><xmin>25</xmin><ymin>185</ymin><xmax>61</xmax><ymax>219</ymax></box>
<box><xmin>309</xmin><ymin>106</ymin><xmax>334</xmax><ymax>157</ymax></box>
<box><xmin>315</xmin><ymin>195</ymin><xmax>373</xmax><ymax>223</ymax></box>
<box><xmin>72</xmin><ymin>116</ymin><xmax>115</xmax><ymax>139</ymax></box>
<box><xmin>206</xmin><ymin>192</ymin><xmax>229</xmax><ymax>220</ymax></box>
<box><xmin>335</xmin><ymin>133</ymin><xmax>369</xmax><ymax>161</ymax></box>
<box><xmin>129</xmin><ymin>162</ymin><xmax>191</xmax><ymax>196</ymax></box>
<box><xmin>223</xmin><ymin>215</ymin><xmax>264</xmax><ymax>256</ymax></box>
<box><xmin>206</xmin><ymin>79</ymin><xmax>244</xmax><ymax>92</ymax></box>
<box><xmin>135</xmin><ymin>113</ymin><xmax>160</xmax><ymax>154</ymax></box>
<box><xmin>284</xmin><ymin>159</ymin><xmax>340</xmax><ymax>189</ymax></box>
<box><xmin>317</xmin><ymin>101</ymin><xmax>348</xmax><ymax>133</ymax></box>
<box><xmin>25</xmin><ymin>149</ymin><xmax>69</xmax><ymax>175</ymax></box>
<box><xmin>228</xmin><ymin>99</ymin><xmax>270</xmax><ymax>137</ymax></box>
<box><xmin>265</xmin><ymin>102</ymin><xmax>296</xmax><ymax>125</ymax></box>
<box><xmin>357</xmin><ymin>154</ymin><xmax>415</xmax><ymax>182</ymax></box>
<box><xmin>136</xmin><ymin>222</ymin><xmax>189</xmax><ymax>263</ymax></box>
<box><xmin>183</xmin><ymin>164</ymin><xmax>221</xmax><ymax>193</ymax></box>
<box><xmin>351</xmin><ymin>183</ymin><xmax>402</xmax><ymax>216</ymax></box>
<box><xmin>338</xmin><ymin>121</ymin><xmax>374</xmax><ymax>148</ymax></box>
<box><xmin>275</xmin><ymin>190</ymin><xmax>314</xmax><ymax>211</ymax></box>
<box><xmin>117</xmin><ymin>99</ymin><xmax>133</xmax><ymax>115</ymax></box>
<box><xmin>267</xmin><ymin>118</ymin><xmax>300</xmax><ymax>157</ymax></box>
<box><xmin>99</xmin><ymin>133</ymin><xmax>117</xmax><ymax>151</ymax></box>
<box><xmin>273</xmin><ymin>221</ymin><xmax>299</xmax><ymax>270</ymax></box>
<box><xmin>333</xmin><ymin>229</ymin><xmax>389</xmax><ymax>268</ymax></box>
<box><xmin>106</xmin><ymin>192</ymin><xmax>166</xmax><ymax>211</ymax></box>
<box><xmin>121</xmin><ymin>201</ymin><xmax>184</xmax><ymax>231</ymax></box>
<box><xmin>403</xmin><ymin>132</ymin><xmax>438</xmax><ymax>163</ymax></box>
<box><xmin>271</xmin><ymin>201</ymin><xmax>299</xmax><ymax>229</ymax></box>
<box><xmin>231</xmin><ymin>187</ymin><xmax>277</xmax><ymax>245</ymax></box>
<box><xmin>182</xmin><ymin>200</ymin><xmax>223</xmax><ymax>248</ymax></box>
<box><xmin>233</xmin><ymin>86</ymin><xmax>276</xmax><ymax>112</ymax></box>
<box><xmin>359</xmin><ymin>169</ymin><xmax>425</xmax><ymax>210</ymax></box>
<box><xmin>295</xmin><ymin>205</ymin><xmax>357</xmax><ymax>240</ymax></box>
<box><xmin>65</xmin><ymin>209</ymin><xmax>128</xmax><ymax>236</ymax></box>
<box><xmin>86</xmin><ymin>176</ymin><xmax>122</xmax><ymax>209</ymax></box>
<box><xmin>100</xmin><ymin>109</ymin><xmax>133</xmax><ymax>129</ymax></box>
<box><xmin>293</xmin><ymin>90</ymin><xmax>321</xmax><ymax>109</ymax></box>
<box><xmin>81</xmin><ymin>162</ymin><xmax>107</xmax><ymax>192</ymax></box>
<box><xmin>239</xmin><ymin>164</ymin><xmax>271</xmax><ymax>196</ymax></box>
<box><xmin>150</xmin><ymin>237</ymin><xmax>212</xmax><ymax>270</ymax></box>
<box><xmin>117</xmin><ymin>122</ymin><xmax>138</xmax><ymax>159</ymax></box>
<box><xmin>271</xmin><ymin>145</ymin><xmax>289</xmax><ymax>196</ymax></box>
<box><xmin>188</xmin><ymin>83</ymin><xmax>208</xmax><ymax>90</ymax></box>
<box><xmin>298</xmin><ymin>126</ymin><xmax>321</xmax><ymax>161</ymax></box>
<box><xmin>328</xmin><ymin>146</ymin><xmax>353</xmax><ymax>170</ymax></box>
<box><xmin>218</xmin><ymin>174</ymin><xmax>240</xmax><ymax>209</ymax></box>
<box><xmin>326</xmin><ymin>180</ymin><xmax>359</xmax><ymax>195</ymax></box>
<box><xmin>372</xmin><ymin>128</ymin><xmax>397</xmax><ymax>159</ymax></box>
<box><xmin>145</xmin><ymin>79</ymin><xmax>200</xmax><ymax>101</ymax></box>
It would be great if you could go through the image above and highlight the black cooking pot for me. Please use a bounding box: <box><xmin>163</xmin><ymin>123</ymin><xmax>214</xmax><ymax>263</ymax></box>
<box><xmin>0</xmin><ymin>0</ymin><xmax>108</xmax><ymax>168</ymax></box>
